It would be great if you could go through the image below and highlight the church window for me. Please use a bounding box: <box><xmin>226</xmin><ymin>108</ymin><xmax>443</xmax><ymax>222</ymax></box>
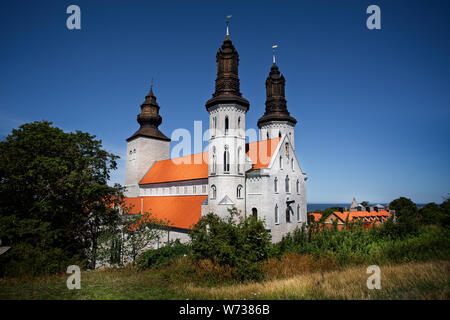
<box><xmin>275</xmin><ymin>205</ymin><xmax>279</xmax><ymax>224</ymax></box>
<box><xmin>213</xmin><ymin>117</ymin><xmax>217</xmax><ymax>136</ymax></box>
<box><xmin>291</xmin><ymin>158</ymin><xmax>294</xmax><ymax>171</ymax></box>
<box><xmin>296</xmin><ymin>180</ymin><xmax>300</xmax><ymax>194</ymax></box>
<box><xmin>252</xmin><ymin>207</ymin><xmax>258</xmax><ymax>219</ymax></box>
<box><xmin>280</xmin><ymin>156</ymin><xmax>283</xmax><ymax>169</ymax></box>
<box><xmin>237</xmin><ymin>147</ymin><xmax>242</xmax><ymax>174</ymax></box>
<box><xmin>237</xmin><ymin>185</ymin><xmax>243</xmax><ymax>198</ymax></box>
<box><xmin>211</xmin><ymin>185</ymin><xmax>217</xmax><ymax>199</ymax></box>
<box><xmin>286</xmin><ymin>207</ymin><xmax>291</xmax><ymax>223</ymax></box>
<box><xmin>297</xmin><ymin>205</ymin><xmax>300</xmax><ymax>221</ymax></box>
<box><xmin>224</xmin><ymin>146</ymin><xmax>230</xmax><ymax>173</ymax></box>
<box><xmin>285</xmin><ymin>143</ymin><xmax>289</xmax><ymax>156</ymax></box>
<box><xmin>225</xmin><ymin>116</ymin><xmax>229</xmax><ymax>135</ymax></box>
<box><xmin>285</xmin><ymin>175</ymin><xmax>290</xmax><ymax>193</ymax></box>
<box><xmin>212</xmin><ymin>146</ymin><xmax>216</xmax><ymax>174</ymax></box>
<box><xmin>278</xmin><ymin>131</ymin><xmax>281</xmax><ymax>138</ymax></box>
<box><xmin>266</xmin><ymin>132</ymin><xmax>270</xmax><ymax>140</ymax></box>
<box><xmin>274</xmin><ymin>177</ymin><xmax>278</xmax><ymax>193</ymax></box>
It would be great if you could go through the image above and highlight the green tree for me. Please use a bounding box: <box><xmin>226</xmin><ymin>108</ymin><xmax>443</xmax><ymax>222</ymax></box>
<box><xmin>418</xmin><ymin>203</ymin><xmax>443</xmax><ymax>225</ymax></box>
<box><xmin>0</xmin><ymin>121</ymin><xmax>123</xmax><ymax>276</ymax></box>
<box><xmin>387</xmin><ymin>197</ymin><xmax>419</xmax><ymax>236</ymax></box>
<box><xmin>440</xmin><ymin>197</ymin><xmax>450</xmax><ymax>228</ymax></box>
<box><xmin>189</xmin><ymin>208</ymin><xmax>272</xmax><ymax>280</ymax></box>
<box><xmin>97</xmin><ymin>211</ymin><xmax>170</xmax><ymax>266</ymax></box>
<box><xmin>360</xmin><ymin>201</ymin><xmax>370</xmax><ymax>207</ymax></box>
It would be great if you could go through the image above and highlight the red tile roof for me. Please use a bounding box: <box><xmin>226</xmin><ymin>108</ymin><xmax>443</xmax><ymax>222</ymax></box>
<box><xmin>139</xmin><ymin>138</ymin><xmax>281</xmax><ymax>185</ymax></box>
<box><xmin>123</xmin><ymin>195</ymin><xmax>207</xmax><ymax>230</ymax></box>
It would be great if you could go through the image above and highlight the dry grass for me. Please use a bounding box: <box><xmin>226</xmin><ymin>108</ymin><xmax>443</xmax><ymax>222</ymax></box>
<box><xmin>181</xmin><ymin>260</ymin><xmax>450</xmax><ymax>300</ymax></box>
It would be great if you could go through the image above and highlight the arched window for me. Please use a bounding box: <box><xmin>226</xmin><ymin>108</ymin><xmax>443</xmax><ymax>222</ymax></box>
<box><xmin>225</xmin><ymin>116</ymin><xmax>229</xmax><ymax>135</ymax></box>
<box><xmin>275</xmin><ymin>205</ymin><xmax>279</xmax><ymax>224</ymax></box>
<box><xmin>278</xmin><ymin>131</ymin><xmax>281</xmax><ymax>138</ymax></box>
<box><xmin>285</xmin><ymin>143</ymin><xmax>289</xmax><ymax>156</ymax></box>
<box><xmin>237</xmin><ymin>147</ymin><xmax>242</xmax><ymax>174</ymax></box>
<box><xmin>237</xmin><ymin>185</ymin><xmax>243</xmax><ymax>198</ymax></box>
<box><xmin>211</xmin><ymin>185</ymin><xmax>217</xmax><ymax>199</ymax></box>
<box><xmin>291</xmin><ymin>158</ymin><xmax>294</xmax><ymax>171</ymax></box>
<box><xmin>285</xmin><ymin>175</ymin><xmax>290</xmax><ymax>193</ymax></box>
<box><xmin>213</xmin><ymin>117</ymin><xmax>217</xmax><ymax>136</ymax></box>
<box><xmin>212</xmin><ymin>146</ymin><xmax>216</xmax><ymax>174</ymax></box>
<box><xmin>266</xmin><ymin>132</ymin><xmax>270</xmax><ymax>140</ymax></box>
<box><xmin>297</xmin><ymin>205</ymin><xmax>300</xmax><ymax>221</ymax></box>
<box><xmin>279</xmin><ymin>156</ymin><xmax>283</xmax><ymax>169</ymax></box>
<box><xmin>274</xmin><ymin>177</ymin><xmax>278</xmax><ymax>193</ymax></box>
<box><xmin>237</xmin><ymin>117</ymin><xmax>241</xmax><ymax>135</ymax></box>
<box><xmin>286</xmin><ymin>207</ymin><xmax>291</xmax><ymax>223</ymax></box>
<box><xmin>296</xmin><ymin>179</ymin><xmax>300</xmax><ymax>194</ymax></box>
<box><xmin>224</xmin><ymin>146</ymin><xmax>230</xmax><ymax>173</ymax></box>
<box><xmin>252</xmin><ymin>207</ymin><xmax>258</xmax><ymax>219</ymax></box>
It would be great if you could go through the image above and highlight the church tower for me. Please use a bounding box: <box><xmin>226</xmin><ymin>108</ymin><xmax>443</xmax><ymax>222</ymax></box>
<box><xmin>125</xmin><ymin>85</ymin><xmax>170</xmax><ymax>197</ymax></box>
<box><xmin>205</xmin><ymin>29</ymin><xmax>250</xmax><ymax>218</ymax></box>
<box><xmin>257</xmin><ymin>61</ymin><xmax>297</xmax><ymax>149</ymax></box>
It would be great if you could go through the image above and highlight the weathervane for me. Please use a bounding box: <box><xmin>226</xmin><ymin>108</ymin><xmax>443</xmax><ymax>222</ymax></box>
<box><xmin>272</xmin><ymin>44</ymin><xmax>278</xmax><ymax>64</ymax></box>
<box><xmin>226</xmin><ymin>15</ymin><xmax>232</xmax><ymax>36</ymax></box>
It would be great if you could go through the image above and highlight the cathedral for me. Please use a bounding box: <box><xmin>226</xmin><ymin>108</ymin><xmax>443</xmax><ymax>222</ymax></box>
<box><xmin>123</xmin><ymin>30</ymin><xmax>307</xmax><ymax>243</ymax></box>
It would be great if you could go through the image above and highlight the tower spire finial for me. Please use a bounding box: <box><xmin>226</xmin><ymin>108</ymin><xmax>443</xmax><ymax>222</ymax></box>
<box><xmin>150</xmin><ymin>77</ymin><xmax>154</xmax><ymax>91</ymax></box>
<box><xmin>272</xmin><ymin>44</ymin><xmax>278</xmax><ymax>64</ymax></box>
<box><xmin>226</xmin><ymin>15</ymin><xmax>232</xmax><ymax>37</ymax></box>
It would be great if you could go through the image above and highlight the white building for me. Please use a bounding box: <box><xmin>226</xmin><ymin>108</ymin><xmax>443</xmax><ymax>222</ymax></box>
<box><xmin>124</xmin><ymin>32</ymin><xmax>307</xmax><ymax>243</ymax></box>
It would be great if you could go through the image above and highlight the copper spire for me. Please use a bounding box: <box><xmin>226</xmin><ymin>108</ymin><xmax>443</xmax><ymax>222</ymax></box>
<box><xmin>127</xmin><ymin>84</ymin><xmax>171</xmax><ymax>142</ymax></box>
<box><xmin>257</xmin><ymin>63</ymin><xmax>297</xmax><ymax>128</ymax></box>
<box><xmin>205</xmin><ymin>33</ymin><xmax>249</xmax><ymax>110</ymax></box>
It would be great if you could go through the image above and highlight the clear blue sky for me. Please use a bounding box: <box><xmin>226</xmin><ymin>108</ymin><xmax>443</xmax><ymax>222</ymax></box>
<box><xmin>1</xmin><ymin>0</ymin><xmax>449</xmax><ymax>204</ymax></box>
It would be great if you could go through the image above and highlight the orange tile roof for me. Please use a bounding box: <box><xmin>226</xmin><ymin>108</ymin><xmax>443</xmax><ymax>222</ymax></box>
<box><xmin>140</xmin><ymin>152</ymin><xmax>209</xmax><ymax>184</ymax></box>
<box><xmin>246</xmin><ymin>137</ymin><xmax>281</xmax><ymax>170</ymax></box>
<box><xmin>140</xmin><ymin>138</ymin><xmax>281</xmax><ymax>184</ymax></box>
<box><xmin>309</xmin><ymin>213</ymin><xmax>322</xmax><ymax>221</ymax></box>
<box><xmin>123</xmin><ymin>195</ymin><xmax>207</xmax><ymax>230</ymax></box>
<box><xmin>333</xmin><ymin>211</ymin><xmax>390</xmax><ymax>223</ymax></box>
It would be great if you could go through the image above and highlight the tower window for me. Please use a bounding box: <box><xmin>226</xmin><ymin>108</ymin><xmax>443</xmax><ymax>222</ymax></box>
<box><xmin>297</xmin><ymin>205</ymin><xmax>300</xmax><ymax>221</ymax></box>
<box><xmin>285</xmin><ymin>175</ymin><xmax>290</xmax><ymax>193</ymax></box>
<box><xmin>224</xmin><ymin>146</ymin><xmax>230</xmax><ymax>173</ymax></box>
<box><xmin>275</xmin><ymin>205</ymin><xmax>279</xmax><ymax>224</ymax></box>
<box><xmin>252</xmin><ymin>207</ymin><xmax>258</xmax><ymax>219</ymax></box>
<box><xmin>280</xmin><ymin>156</ymin><xmax>283</xmax><ymax>169</ymax></box>
<box><xmin>213</xmin><ymin>117</ymin><xmax>217</xmax><ymax>136</ymax></box>
<box><xmin>278</xmin><ymin>131</ymin><xmax>281</xmax><ymax>138</ymax></box>
<box><xmin>291</xmin><ymin>158</ymin><xmax>294</xmax><ymax>171</ymax></box>
<box><xmin>212</xmin><ymin>146</ymin><xmax>216</xmax><ymax>174</ymax></box>
<box><xmin>286</xmin><ymin>207</ymin><xmax>291</xmax><ymax>223</ymax></box>
<box><xmin>211</xmin><ymin>185</ymin><xmax>217</xmax><ymax>199</ymax></box>
<box><xmin>274</xmin><ymin>177</ymin><xmax>278</xmax><ymax>193</ymax></box>
<box><xmin>225</xmin><ymin>116</ymin><xmax>229</xmax><ymax>135</ymax></box>
<box><xmin>237</xmin><ymin>185</ymin><xmax>243</xmax><ymax>199</ymax></box>
<box><xmin>267</xmin><ymin>132</ymin><xmax>270</xmax><ymax>140</ymax></box>
<box><xmin>237</xmin><ymin>147</ymin><xmax>242</xmax><ymax>174</ymax></box>
<box><xmin>285</xmin><ymin>143</ymin><xmax>289</xmax><ymax>156</ymax></box>
<box><xmin>296</xmin><ymin>180</ymin><xmax>300</xmax><ymax>194</ymax></box>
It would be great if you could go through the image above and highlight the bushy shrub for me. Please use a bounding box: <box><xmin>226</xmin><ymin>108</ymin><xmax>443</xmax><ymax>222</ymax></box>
<box><xmin>136</xmin><ymin>239</ymin><xmax>190</xmax><ymax>270</ymax></box>
<box><xmin>189</xmin><ymin>208</ymin><xmax>272</xmax><ymax>281</ymax></box>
